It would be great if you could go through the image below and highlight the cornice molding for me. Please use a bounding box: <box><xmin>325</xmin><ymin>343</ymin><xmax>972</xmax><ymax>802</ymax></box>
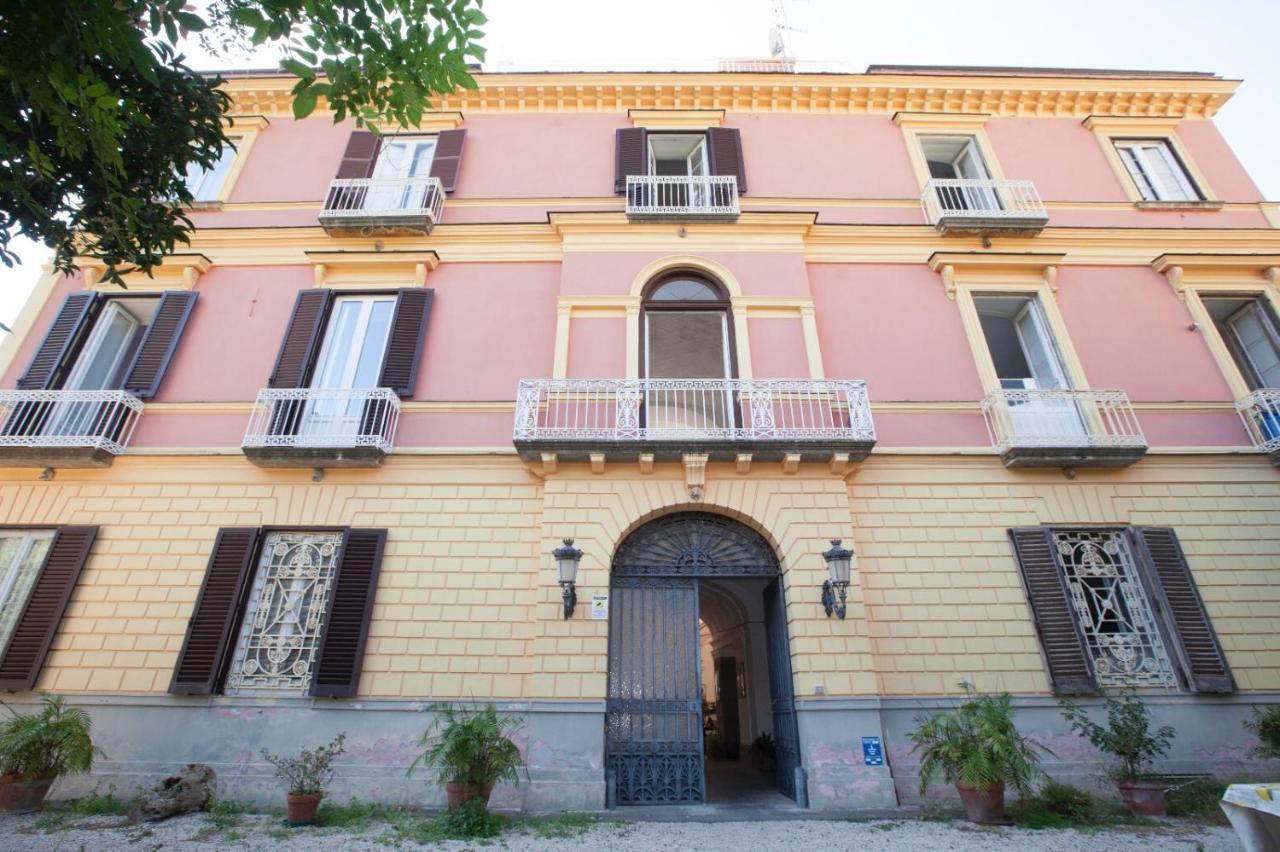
<box><xmin>1152</xmin><ymin>252</ymin><xmax>1280</xmax><ymax>299</ymax></box>
<box><xmin>221</xmin><ymin>72</ymin><xmax>1239</xmax><ymax>119</ymax></box>
<box><xmin>628</xmin><ymin>109</ymin><xmax>725</xmax><ymax>129</ymax></box>
<box><xmin>77</xmin><ymin>252</ymin><xmax>212</xmax><ymax>290</ymax></box>
<box><xmin>306</xmin><ymin>249</ymin><xmax>440</xmax><ymax>287</ymax></box>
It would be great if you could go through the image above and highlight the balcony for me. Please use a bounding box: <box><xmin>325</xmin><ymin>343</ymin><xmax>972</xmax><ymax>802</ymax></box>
<box><xmin>242</xmin><ymin>388</ymin><xmax>400</xmax><ymax>468</ymax></box>
<box><xmin>922</xmin><ymin>179</ymin><xmax>1048</xmax><ymax>236</ymax></box>
<box><xmin>318</xmin><ymin>177</ymin><xmax>445</xmax><ymax>236</ymax></box>
<box><xmin>981</xmin><ymin>388</ymin><xmax>1147</xmax><ymax>468</ymax></box>
<box><xmin>513</xmin><ymin>378</ymin><xmax>875</xmax><ymax>465</ymax></box>
<box><xmin>0</xmin><ymin>390</ymin><xmax>144</xmax><ymax>468</ymax></box>
<box><xmin>625</xmin><ymin>175</ymin><xmax>740</xmax><ymax>221</ymax></box>
<box><xmin>1235</xmin><ymin>389</ymin><xmax>1280</xmax><ymax>464</ymax></box>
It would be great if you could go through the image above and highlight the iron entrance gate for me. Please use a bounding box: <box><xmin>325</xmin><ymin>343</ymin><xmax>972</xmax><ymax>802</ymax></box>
<box><xmin>607</xmin><ymin>513</ymin><xmax>800</xmax><ymax>805</ymax></box>
<box><xmin>764</xmin><ymin>578</ymin><xmax>802</xmax><ymax>799</ymax></box>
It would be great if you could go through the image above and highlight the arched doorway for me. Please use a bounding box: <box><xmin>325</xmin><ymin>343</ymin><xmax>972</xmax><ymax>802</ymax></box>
<box><xmin>606</xmin><ymin>512</ymin><xmax>801</xmax><ymax>806</ymax></box>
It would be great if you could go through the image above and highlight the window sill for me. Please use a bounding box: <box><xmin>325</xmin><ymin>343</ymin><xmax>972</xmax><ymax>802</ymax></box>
<box><xmin>1134</xmin><ymin>200</ymin><xmax>1223</xmax><ymax>211</ymax></box>
<box><xmin>184</xmin><ymin>200</ymin><xmax>225</xmax><ymax>212</ymax></box>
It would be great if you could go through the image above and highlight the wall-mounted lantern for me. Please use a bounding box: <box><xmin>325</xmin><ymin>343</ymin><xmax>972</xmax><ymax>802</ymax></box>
<box><xmin>554</xmin><ymin>538</ymin><xmax>583</xmax><ymax>619</ymax></box>
<box><xmin>822</xmin><ymin>539</ymin><xmax>853</xmax><ymax>620</ymax></box>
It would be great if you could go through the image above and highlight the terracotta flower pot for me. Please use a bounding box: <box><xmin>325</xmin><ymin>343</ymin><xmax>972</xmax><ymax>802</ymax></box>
<box><xmin>1117</xmin><ymin>779</ymin><xmax>1166</xmax><ymax>816</ymax></box>
<box><xmin>445</xmin><ymin>782</ymin><xmax>493</xmax><ymax>810</ymax></box>
<box><xmin>956</xmin><ymin>781</ymin><xmax>1007</xmax><ymax>825</ymax></box>
<box><xmin>0</xmin><ymin>775</ymin><xmax>55</xmax><ymax>813</ymax></box>
<box><xmin>285</xmin><ymin>792</ymin><xmax>323</xmax><ymax>826</ymax></box>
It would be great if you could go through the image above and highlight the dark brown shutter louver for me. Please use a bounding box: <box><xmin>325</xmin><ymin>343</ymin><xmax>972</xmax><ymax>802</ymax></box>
<box><xmin>268</xmin><ymin>289</ymin><xmax>333</xmax><ymax>388</ymax></box>
<box><xmin>16</xmin><ymin>292</ymin><xmax>98</xmax><ymax>390</ymax></box>
<box><xmin>0</xmin><ymin>526</ymin><xmax>97</xmax><ymax>691</ymax></box>
<box><xmin>706</xmin><ymin>127</ymin><xmax>747</xmax><ymax>192</ymax></box>
<box><xmin>169</xmin><ymin>528</ymin><xmax>260</xmax><ymax>695</ymax></box>
<box><xmin>1008</xmin><ymin>527</ymin><xmax>1096</xmax><ymax>695</ymax></box>
<box><xmin>122</xmin><ymin>290</ymin><xmax>198</xmax><ymax>398</ymax></box>
<box><xmin>1133</xmin><ymin>527</ymin><xmax>1235</xmax><ymax>693</ymax></box>
<box><xmin>377</xmin><ymin>289</ymin><xmax>434</xmax><ymax>397</ymax></box>
<box><xmin>429</xmin><ymin>129</ymin><xmax>467</xmax><ymax>193</ymax></box>
<box><xmin>335</xmin><ymin>130</ymin><xmax>381</xmax><ymax>179</ymax></box>
<box><xmin>614</xmin><ymin>128</ymin><xmax>648</xmax><ymax>194</ymax></box>
<box><xmin>311</xmin><ymin>528</ymin><xmax>387</xmax><ymax>698</ymax></box>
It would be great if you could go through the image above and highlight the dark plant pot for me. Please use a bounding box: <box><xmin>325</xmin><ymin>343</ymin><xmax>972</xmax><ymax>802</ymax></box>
<box><xmin>1117</xmin><ymin>779</ymin><xmax>1166</xmax><ymax>816</ymax></box>
<box><xmin>445</xmin><ymin>782</ymin><xmax>493</xmax><ymax>811</ymax></box>
<box><xmin>956</xmin><ymin>781</ymin><xmax>1007</xmax><ymax>825</ymax></box>
<box><xmin>0</xmin><ymin>775</ymin><xmax>55</xmax><ymax>813</ymax></box>
<box><xmin>286</xmin><ymin>792</ymin><xmax>323</xmax><ymax>826</ymax></box>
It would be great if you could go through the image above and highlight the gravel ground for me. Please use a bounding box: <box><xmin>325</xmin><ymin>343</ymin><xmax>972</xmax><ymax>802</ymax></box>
<box><xmin>0</xmin><ymin>811</ymin><xmax>1242</xmax><ymax>852</ymax></box>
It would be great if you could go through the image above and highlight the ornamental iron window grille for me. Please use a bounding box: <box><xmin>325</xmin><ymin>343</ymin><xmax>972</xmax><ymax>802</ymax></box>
<box><xmin>226</xmin><ymin>531</ymin><xmax>342</xmax><ymax>695</ymax></box>
<box><xmin>1053</xmin><ymin>529</ymin><xmax>1178</xmax><ymax>689</ymax></box>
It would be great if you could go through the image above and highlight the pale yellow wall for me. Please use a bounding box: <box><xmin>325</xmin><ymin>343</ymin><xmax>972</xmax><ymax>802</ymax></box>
<box><xmin>0</xmin><ymin>453</ymin><xmax>1277</xmax><ymax>699</ymax></box>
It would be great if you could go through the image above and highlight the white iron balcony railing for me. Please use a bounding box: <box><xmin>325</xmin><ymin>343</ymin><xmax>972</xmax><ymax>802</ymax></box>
<box><xmin>1235</xmin><ymin>389</ymin><xmax>1280</xmax><ymax>455</ymax></box>
<box><xmin>242</xmin><ymin>388</ymin><xmax>401</xmax><ymax>453</ymax></box>
<box><xmin>514</xmin><ymin>378</ymin><xmax>874</xmax><ymax>444</ymax></box>
<box><xmin>982</xmin><ymin>389</ymin><xmax>1146</xmax><ymax>453</ymax></box>
<box><xmin>0</xmin><ymin>390</ymin><xmax>144</xmax><ymax>455</ymax></box>
<box><xmin>626</xmin><ymin>175</ymin><xmax>740</xmax><ymax>219</ymax></box>
<box><xmin>922</xmin><ymin>179</ymin><xmax>1048</xmax><ymax>230</ymax></box>
<box><xmin>319</xmin><ymin>176</ymin><xmax>445</xmax><ymax>230</ymax></box>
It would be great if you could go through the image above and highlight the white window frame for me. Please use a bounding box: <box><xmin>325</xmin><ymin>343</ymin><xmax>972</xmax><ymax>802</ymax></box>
<box><xmin>0</xmin><ymin>531</ymin><xmax>54</xmax><ymax>657</ymax></box>
<box><xmin>368</xmin><ymin>135</ymin><xmax>439</xmax><ymax>212</ymax></box>
<box><xmin>1114</xmin><ymin>139</ymin><xmax>1200</xmax><ymax>202</ymax></box>
<box><xmin>310</xmin><ymin>295</ymin><xmax>397</xmax><ymax>392</ymax></box>
<box><xmin>62</xmin><ymin>301</ymin><xmax>142</xmax><ymax>392</ymax></box>
<box><xmin>1225</xmin><ymin>299</ymin><xmax>1280</xmax><ymax>390</ymax></box>
<box><xmin>184</xmin><ymin>137</ymin><xmax>242</xmax><ymax>202</ymax></box>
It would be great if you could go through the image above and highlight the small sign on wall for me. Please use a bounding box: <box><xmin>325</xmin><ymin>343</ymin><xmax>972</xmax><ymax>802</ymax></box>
<box><xmin>862</xmin><ymin>736</ymin><xmax>884</xmax><ymax>767</ymax></box>
<box><xmin>590</xmin><ymin>595</ymin><xmax>609</xmax><ymax>620</ymax></box>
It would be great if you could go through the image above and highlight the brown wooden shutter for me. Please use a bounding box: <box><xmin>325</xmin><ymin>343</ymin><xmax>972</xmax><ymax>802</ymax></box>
<box><xmin>0</xmin><ymin>526</ymin><xmax>97</xmax><ymax>691</ymax></box>
<box><xmin>169</xmin><ymin>528</ymin><xmax>260</xmax><ymax>695</ymax></box>
<box><xmin>122</xmin><ymin>291</ymin><xmax>198</xmax><ymax>398</ymax></box>
<box><xmin>707</xmin><ymin>127</ymin><xmax>747</xmax><ymax>192</ymax></box>
<box><xmin>311</xmin><ymin>528</ymin><xmax>387</xmax><ymax>698</ymax></box>
<box><xmin>15</xmin><ymin>292</ymin><xmax>99</xmax><ymax>390</ymax></box>
<box><xmin>1008</xmin><ymin>527</ymin><xmax>1096</xmax><ymax>695</ymax></box>
<box><xmin>377</xmin><ymin>289</ymin><xmax>434</xmax><ymax>397</ymax></box>
<box><xmin>268</xmin><ymin>289</ymin><xmax>333</xmax><ymax>389</ymax></box>
<box><xmin>429</xmin><ymin>129</ymin><xmax>467</xmax><ymax>193</ymax></box>
<box><xmin>1132</xmin><ymin>527</ymin><xmax>1235</xmax><ymax>693</ymax></box>
<box><xmin>614</xmin><ymin>128</ymin><xmax>648</xmax><ymax>194</ymax></box>
<box><xmin>336</xmin><ymin>130</ymin><xmax>381</xmax><ymax>179</ymax></box>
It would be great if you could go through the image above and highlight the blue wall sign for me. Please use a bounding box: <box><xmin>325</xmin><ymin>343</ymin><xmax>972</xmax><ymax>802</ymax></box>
<box><xmin>862</xmin><ymin>736</ymin><xmax>883</xmax><ymax>766</ymax></box>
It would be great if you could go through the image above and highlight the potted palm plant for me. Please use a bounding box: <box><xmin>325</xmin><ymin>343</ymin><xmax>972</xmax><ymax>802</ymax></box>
<box><xmin>1061</xmin><ymin>691</ymin><xmax>1175</xmax><ymax>816</ymax></box>
<box><xmin>261</xmin><ymin>733</ymin><xmax>346</xmax><ymax>826</ymax></box>
<box><xmin>908</xmin><ymin>689</ymin><xmax>1049</xmax><ymax>824</ymax></box>
<box><xmin>409</xmin><ymin>703</ymin><xmax>524</xmax><ymax>810</ymax></box>
<box><xmin>0</xmin><ymin>696</ymin><xmax>99</xmax><ymax>813</ymax></box>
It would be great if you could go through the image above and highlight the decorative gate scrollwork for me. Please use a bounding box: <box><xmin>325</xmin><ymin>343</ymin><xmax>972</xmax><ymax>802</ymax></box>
<box><xmin>607</xmin><ymin>513</ymin><xmax>802</xmax><ymax>805</ymax></box>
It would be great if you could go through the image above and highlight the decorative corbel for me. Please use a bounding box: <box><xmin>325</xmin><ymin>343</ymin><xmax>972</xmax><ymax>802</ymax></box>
<box><xmin>313</xmin><ymin>264</ymin><xmax>327</xmax><ymax>288</ymax></box>
<box><xmin>1045</xmin><ymin>265</ymin><xmax>1058</xmax><ymax>295</ymax></box>
<box><xmin>1166</xmin><ymin>265</ymin><xmax>1186</xmax><ymax>300</ymax></box>
<box><xmin>940</xmin><ymin>263</ymin><xmax>956</xmax><ymax>300</ymax></box>
<box><xmin>1267</xmin><ymin>267</ymin><xmax>1280</xmax><ymax>291</ymax></box>
<box><xmin>682</xmin><ymin>453</ymin><xmax>709</xmax><ymax>501</ymax></box>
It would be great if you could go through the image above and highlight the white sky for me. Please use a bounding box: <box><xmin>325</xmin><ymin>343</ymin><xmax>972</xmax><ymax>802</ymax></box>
<box><xmin>3</xmin><ymin>0</ymin><xmax>1278</xmax><ymax>329</ymax></box>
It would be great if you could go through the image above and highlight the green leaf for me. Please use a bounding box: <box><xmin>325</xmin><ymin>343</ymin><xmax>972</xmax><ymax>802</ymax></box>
<box><xmin>292</xmin><ymin>87</ymin><xmax>319</xmax><ymax>119</ymax></box>
<box><xmin>281</xmin><ymin>58</ymin><xmax>314</xmax><ymax>80</ymax></box>
<box><xmin>173</xmin><ymin>11</ymin><xmax>207</xmax><ymax>32</ymax></box>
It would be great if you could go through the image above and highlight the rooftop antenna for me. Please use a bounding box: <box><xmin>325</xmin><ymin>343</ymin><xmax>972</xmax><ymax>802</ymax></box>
<box><xmin>769</xmin><ymin>0</ymin><xmax>801</xmax><ymax>69</ymax></box>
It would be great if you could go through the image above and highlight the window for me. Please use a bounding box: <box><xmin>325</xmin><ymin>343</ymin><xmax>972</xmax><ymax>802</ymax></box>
<box><xmin>184</xmin><ymin>139</ymin><xmax>240</xmax><ymax>202</ymax></box>
<box><xmin>300</xmin><ymin>295</ymin><xmax>397</xmax><ymax>440</ymax></box>
<box><xmin>1113</xmin><ymin>140</ymin><xmax>1200</xmax><ymax>202</ymax></box>
<box><xmin>1203</xmin><ymin>296</ymin><xmax>1280</xmax><ymax>390</ymax></box>
<box><xmin>641</xmin><ymin>274</ymin><xmax>734</xmax><ymax>430</ymax></box>
<box><xmin>1010</xmin><ymin>525</ymin><xmax>1234</xmax><ymax>695</ymax></box>
<box><xmin>1052</xmin><ymin>529</ymin><xmax>1176</xmax><ymax>689</ymax></box>
<box><xmin>920</xmin><ymin>136</ymin><xmax>1000</xmax><ymax>213</ymax></box>
<box><xmin>225</xmin><ymin>531</ymin><xmax>343</xmax><ymax>696</ymax></box>
<box><xmin>0</xmin><ymin>531</ymin><xmax>54</xmax><ymax>656</ymax></box>
<box><xmin>367</xmin><ymin>136</ymin><xmax>438</xmax><ymax>211</ymax></box>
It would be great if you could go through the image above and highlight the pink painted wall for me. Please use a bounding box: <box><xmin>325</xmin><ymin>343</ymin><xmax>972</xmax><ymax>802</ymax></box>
<box><xmin>1</xmin><ymin>273</ymin><xmax>86</xmax><ymax>388</ymax></box>
<box><xmin>1176</xmin><ymin>119</ymin><xmax>1264</xmax><ymax>202</ymax></box>
<box><xmin>747</xmin><ymin>318</ymin><xmax>809</xmax><ymax>379</ymax></box>
<box><xmin>1053</xmin><ymin>266</ymin><xmax>1235</xmax><ymax>402</ymax></box>
<box><xmin>567</xmin><ymin>317</ymin><xmax>627</xmax><ymax>378</ymax></box>
<box><xmin>986</xmin><ymin>117</ymin><xmax>1129</xmax><ymax>203</ymax></box>
<box><xmin>558</xmin><ymin>252</ymin><xmax>810</xmax><ymax>298</ymax></box>
<box><xmin>451</xmin><ymin>113</ymin><xmax>626</xmax><ymax>199</ymax></box>
<box><xmin>227</xmin><ymin>117</ymin><xmax>352</xmax><ymax>204</ymax></box>
<box><xmin>872</xmin><ymin>411</ymin><xmax>990</xmax><ymax>448</ymax></box>
<box><xmin>1136</xmin><ymin>411</ymin><xmax>1251</xmax><ymax>447</ymax></box>
<box><xmin>808</xmin><ymin>263</ymin><xmax>986</xmax><ymax>401</ymax></box>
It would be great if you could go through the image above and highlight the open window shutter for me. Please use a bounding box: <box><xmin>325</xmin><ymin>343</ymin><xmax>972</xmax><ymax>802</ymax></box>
<box><xmin>706</xmin><ymin>127</ymin><xmax>746</xmax><ymax>192</ymax></box>
<box><xmin>311</xmin><ymin>528</ymin><xmax>387</xmax><ymax>698</ymax></box>
<box><xmin>1008</xmin><ymin>527</ymin><xmax>1096</xmax><ymax>695</ymax></box>
<box><xmin>336</xmin><ymin>130</ymin><xmax>381</xmax><ymax>179</ymax></box>
<box><xmin>268</xmin><ymin>289</ymin><xmax>333</xmax><ymax>388</ymax></box>
<box><xmin>614</xmin><ymin>128</ymin><xmax>648</xmax><ymax>194</ymax></box>
<box><xmin>169</xmin><ymin>528</ymin><xmax>260</xmax><ymax>695</ymax></box>
<box><xmin>1132</xmin><ymin>527</ymin><xmax>1235</xmax><ymax>693</ymax></box>
<box><xmin>428</xmin><ymin>129</ymin><xmax>466</xmax><ymax>193</ymax></box>
<box><xmin>0</xmin><ymin>526</ymin><xmax>97</xmax><ymax>692</ymax></box>
<box><xmin>122</xmin><ymin>291</ymin><xmax>198</xmax><ymax>398</ymax></box>
<box><xmin>15</xmin><ymin>292</ymin><xmax>98</xmax><ymax>390</ymax></box>
<box><xmin>377</xmin><ymin>289</ymin><xmax>434</xmax><ymax>397</ymax></box>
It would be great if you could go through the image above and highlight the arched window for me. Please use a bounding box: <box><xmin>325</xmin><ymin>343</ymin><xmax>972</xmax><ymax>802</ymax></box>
<box><xmin>640</xmin><ymin>272</ymin><xmax>734</xmax><ymax>381</ymax></box>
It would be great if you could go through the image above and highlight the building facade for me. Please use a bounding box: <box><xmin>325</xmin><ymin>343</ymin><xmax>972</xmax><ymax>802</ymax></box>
<box><xmin>0</xmin><ymin>65</ymin><xmax>1278</xmax><ymax>811</ymax></box>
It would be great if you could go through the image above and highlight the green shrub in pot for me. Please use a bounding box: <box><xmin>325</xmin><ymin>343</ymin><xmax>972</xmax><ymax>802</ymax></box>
<box><xmin>1061</xmin><ymin>690</ymin><xmax>1175</xmax><ymax>816</ymax></box>
<box><xmin>0</xmin><ymin>696</ymin><xmax>99</xmax><ymax>813</ymax></box>
<box><xmin>409</xmin><ymin>703</ymin><xmax>525</xmax><ymax>811</ymax></box>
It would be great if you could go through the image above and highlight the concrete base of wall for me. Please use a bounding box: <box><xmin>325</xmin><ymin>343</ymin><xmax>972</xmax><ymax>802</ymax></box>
<box><xmin>22</xmin><ymin>692</ymin><xmax>1280</xmax><ymax>813</ymax></box>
